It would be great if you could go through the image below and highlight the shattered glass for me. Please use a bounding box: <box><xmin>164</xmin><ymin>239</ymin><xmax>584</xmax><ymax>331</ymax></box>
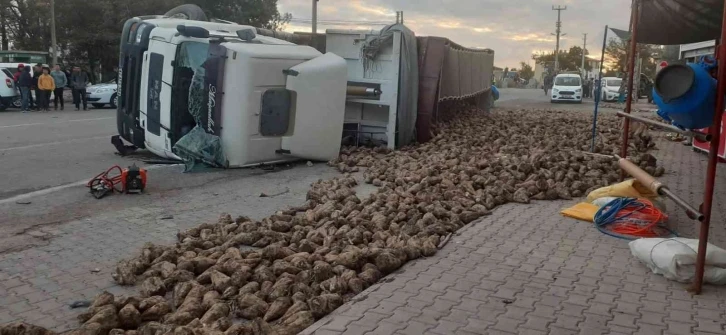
<box><xmin>171</xmin><ymin>42</ymin><xmax>227</xmax><ymax>171</ymax></box>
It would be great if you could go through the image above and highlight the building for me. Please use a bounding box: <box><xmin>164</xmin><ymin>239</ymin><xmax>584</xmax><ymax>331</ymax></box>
<box><xmin>583</xmin><ymin>55</ymin><xmax>602</xmax><ymax>80</ymax></box>
<box><xmin>679</xmin><ymin>40</ymin><xmax>715</xmax><ymax>62</ymax></box>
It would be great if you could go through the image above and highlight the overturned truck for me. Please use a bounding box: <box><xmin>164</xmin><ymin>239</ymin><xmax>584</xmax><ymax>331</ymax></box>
<box><xmin>113</xmin><ymin>5</ymin><xmax>495</xmax><ymax>166</ymax></box>
<box><xmin>114</xmin><ymin>5</ymin><xmax>348</xmax><ymax>169</ymax></box>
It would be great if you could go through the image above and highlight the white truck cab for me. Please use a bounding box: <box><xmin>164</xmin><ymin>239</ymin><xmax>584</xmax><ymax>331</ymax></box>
<box><xmin>550</xmin><ymin>73</ymin><xmax>583</xmax><ymax>103</ymax></box>
<box><xmin>115</xmin><ymin>13</ymin><xmax>347</xmax><ymax>168</ymax></box>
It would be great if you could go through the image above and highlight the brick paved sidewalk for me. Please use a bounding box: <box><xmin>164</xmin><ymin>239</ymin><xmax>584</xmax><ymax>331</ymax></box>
<box><xmin>301</xmin><ymin>141</ymin><xmax>726</xmax><ymax>335</ymax></box>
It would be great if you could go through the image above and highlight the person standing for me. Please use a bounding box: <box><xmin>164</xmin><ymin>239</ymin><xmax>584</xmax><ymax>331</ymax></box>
<box><xmin>37</xmin><ymin>66</ymin><xmax>55</xmax><ymax>112</ymax></box>
<box><xmin>32</xmin><ymin>64</ymin><xmax>42</xmax><ymax>111</ymax></box>
<box><xmin>51</xmin><ymin>65</ymin><xmax>67</xmax><ymax>110</ymax></box>
<box><xmin>18</xmin><ymin>66</ymin><xmax>32</xmax><ymax>113</ymax></box>
<box><xmin>583</xmin><ymin>78</ymin><xmax>590</xmax><ymax>99</ymax></box>
<box><xmin>13</xmin><ymin>64</ymin><xmax>24</xmax><ymax>84</ymax></box>
<box><xmin>544</xmin><ymin>74</ymin><xmax>553</xmax><ymax>96</ymax></box>
<box><xmin>70</xmin><ymin>66</ymin><xmax>89</xmax><ymax>111</ymax></box>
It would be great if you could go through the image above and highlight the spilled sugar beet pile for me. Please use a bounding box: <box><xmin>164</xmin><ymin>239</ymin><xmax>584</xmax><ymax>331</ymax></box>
<box><xmin>1</xmin><ymin>109</ymin><xmax>662</xmax><ymax>335</ymax></box>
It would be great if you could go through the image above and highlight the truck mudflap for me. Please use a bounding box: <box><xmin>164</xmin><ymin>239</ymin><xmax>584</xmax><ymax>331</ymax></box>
<box><xmin>281</xmin><ymin>52</ymin><xmax>348</xmax><ymax>161</ymax></box>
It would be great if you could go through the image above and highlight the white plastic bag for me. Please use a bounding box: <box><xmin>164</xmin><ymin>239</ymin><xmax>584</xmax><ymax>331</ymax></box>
<box><xmin>629</xmin><ymin>238</ymin><xmax>726</xmax><ymax>284</ymax></box>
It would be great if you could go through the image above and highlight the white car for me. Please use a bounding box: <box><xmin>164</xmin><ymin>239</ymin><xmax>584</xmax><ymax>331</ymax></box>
<box><xmin>86</xmin><ymin>80</ymin><xmax>118</xmax><ymax>108</ymax></box>
<box><xmin>600</xmin><ymin>77</ymin><xmax>625</xmax><ymax>102</ymax></box>
<box><xmin>550</xmin><ymin>73</ymin><xmax>582</xmax><ymax>103</ymax></box>
<box><xmin>0</xmin><ymin>68</ymin><xmax>20</xmax><ymax>111</ymax></box>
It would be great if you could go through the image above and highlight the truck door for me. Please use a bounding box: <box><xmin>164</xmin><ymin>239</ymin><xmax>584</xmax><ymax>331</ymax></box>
<box><xmin>139</xmin><ymin>39</ymin><xmax>177</xmax><ymax>159</ymax></box>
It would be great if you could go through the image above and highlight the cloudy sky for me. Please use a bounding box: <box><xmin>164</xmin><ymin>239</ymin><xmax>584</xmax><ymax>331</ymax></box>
<box><xmin>278</xmin><ymin>0</ymin><xmax>633</xmax><ymax>69</ymax></box>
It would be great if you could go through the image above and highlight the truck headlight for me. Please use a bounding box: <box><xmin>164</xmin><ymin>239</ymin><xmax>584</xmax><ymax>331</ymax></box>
<box><xmin>553</xmin><ymin>89</ymin><xmax>559</xmax><ymax>93</ymax></box>
<box><xmin>575</xmin><ymin>89</ymin><xmax>582</xmax><ymax>93</ymax></box>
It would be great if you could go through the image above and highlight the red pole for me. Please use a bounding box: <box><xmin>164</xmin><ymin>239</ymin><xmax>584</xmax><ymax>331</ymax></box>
<box><xmin>619</xmin><ymin>0</ymin><xmax>639</xmax><ymax>181</ymax></box>
<box><xmin>691</xmin><ymin>0</ymin><xmax>726</xmax><ymax>295</ymax></box>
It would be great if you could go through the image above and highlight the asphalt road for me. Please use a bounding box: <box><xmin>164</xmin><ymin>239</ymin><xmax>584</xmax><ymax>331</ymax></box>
<box><xmin>0</xmin><ymin>108</ymin><xmax>140</xmax><ymax>200</ymax></box>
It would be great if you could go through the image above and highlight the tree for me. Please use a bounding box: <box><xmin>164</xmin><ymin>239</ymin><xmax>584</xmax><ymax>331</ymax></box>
<box><xmin>184</xmin><ymin>0</ymin><xmax>290</xmax><ymax>29</ymax></box>
<box><xmin>533</xmin><ymin>46</ymin><xmax>592</xmax><ymax>73</ymax></box>
<box><xmin>4</xmin><ymin>0</ymin><xmax>289</xmax><ymax>79</ymax></box>
<box><xmin>604</xmin><ymin>37</ymin><xmax>659</xmax><ymax>75</ymax></box>
<box><xmin>518</xmin><ymin>62</ymin><xmax>534</xmax><ymax>81</ymax></box>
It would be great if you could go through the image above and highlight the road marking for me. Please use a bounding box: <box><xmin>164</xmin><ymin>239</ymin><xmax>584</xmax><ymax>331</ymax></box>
<box><xmin>0</xmin><ymin>117</ymin><xmax>114</xmax><ymax>129</ymax></box>
<box><xmin>0</xmin><ymin>164</ymin><xmax>183</xmax><ymax>206</ymax></box>
<box><xmin>0</xmin><ymin>135</ymin><xmax>112</xmax><ymax>152</ymax></box>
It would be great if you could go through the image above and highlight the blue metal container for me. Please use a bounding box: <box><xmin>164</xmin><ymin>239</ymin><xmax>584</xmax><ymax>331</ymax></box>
<box><xmin>652</xmin><ymin>61</ymin><xmax>716</xmax><ymax>130</ymax></box>
<box><xmin>491</xmin><ymin>85</ymin><xmax>500</xmax><ymax>101</ymax></box>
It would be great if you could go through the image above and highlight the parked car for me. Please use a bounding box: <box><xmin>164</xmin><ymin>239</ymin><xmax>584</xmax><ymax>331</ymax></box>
<box><xmin>600</xmin><ymin>77</ymin><xmax>624</xmax><ymax>102</ymax></box>
<box><xmin>86</xmin><ymin>80</ymin><xmax>118</xmax><ymax>108</ymax></box>
<box><xmin>550</xmin><ymin>73</ymin><xmax>583</xmax><ymax>103</ymax></box>
<box><xmin>0</xmin><ymin>68</ymin><xmax>20</xmax><ymax>111</ymax></box>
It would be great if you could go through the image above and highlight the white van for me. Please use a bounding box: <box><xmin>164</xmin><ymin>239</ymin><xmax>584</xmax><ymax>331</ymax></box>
<box><xmin>550</xmin><ymin>73</ymin><xmax>582</xmax><ymax>103</ymax></box>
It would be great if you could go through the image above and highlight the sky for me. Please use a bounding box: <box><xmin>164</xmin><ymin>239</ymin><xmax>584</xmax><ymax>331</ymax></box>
<box><xmin>278</xmin><ymin>0</ymin><xmax>633</xmax><ymax>69</ymax></box>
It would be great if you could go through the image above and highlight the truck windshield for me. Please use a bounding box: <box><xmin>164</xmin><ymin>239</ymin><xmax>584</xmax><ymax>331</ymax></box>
<box><xmin>177</xmin><ymin>42</ymin><xmax>210</xmax><ymax>127</ymax></box>
<box><xmin>171</xmin><ymin>41</ymin><xmax>209</xmax><ymax>139</ymax></box>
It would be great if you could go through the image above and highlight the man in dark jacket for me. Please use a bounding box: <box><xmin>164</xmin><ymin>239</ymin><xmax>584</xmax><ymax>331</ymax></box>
<box><xmin>544</xmin><ymin>74</ymin><xmax>553</xmax><ymax>96</ymax></box>
<box><xmin>32</xmin><ymin>64</ymin><xmax>42</xmax><ymax>110</ymax></box>
<box><xmin>70</xmin><ymin>66</ymin><xmax>90</xmax><ymax>110</ymax></box>
<box><xmin>18</xmin><ymin>67</ymin><xmax>33</xmax><ymax>113</ymax></box>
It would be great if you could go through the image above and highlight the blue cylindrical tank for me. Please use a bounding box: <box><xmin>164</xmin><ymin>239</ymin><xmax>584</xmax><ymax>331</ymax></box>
<box><xmin>491</xmin><ymin>85</ymin><xmax>500</xmax><ymax>101</ymax></box>
<box><xmin>652</xmin><ymin>62</ymin><xmax>716</xmax><ymax>130</ymax></box>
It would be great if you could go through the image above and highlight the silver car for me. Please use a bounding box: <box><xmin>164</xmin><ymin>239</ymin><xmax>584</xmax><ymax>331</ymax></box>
<box><xmin>86</xmin><ymin>80</ymin><xmax>118</xmax><ymax>108</ymax></box>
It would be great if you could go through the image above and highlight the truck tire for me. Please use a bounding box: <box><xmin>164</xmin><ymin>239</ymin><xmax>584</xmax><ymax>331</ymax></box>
<box><xmin>165</xmin><ymin>4</ymin><xmax>208</xmax><ymax>21</ymax></box>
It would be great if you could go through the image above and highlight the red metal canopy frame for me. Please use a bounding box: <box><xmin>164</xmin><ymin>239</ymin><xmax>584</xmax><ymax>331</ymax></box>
<box><xmin>619</xmin><ymin>0</ymin><xmax>725</xmax><ymax>294</ymax></box>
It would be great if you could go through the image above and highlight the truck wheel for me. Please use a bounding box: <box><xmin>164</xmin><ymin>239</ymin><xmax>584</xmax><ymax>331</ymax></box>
<box><xmin>165</xmin><ymin>4</ymin><xmax>208</xmax><ymax>21</ymax></box>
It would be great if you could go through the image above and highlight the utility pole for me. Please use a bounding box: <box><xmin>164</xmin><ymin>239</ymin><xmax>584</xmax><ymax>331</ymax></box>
<box><xmin>311</xmin><ymin>0</ymin><xmax>318</xmax><ymax>35</ymax></box>
<box><xmin>50</xmin><ymin>0</ymin><xmax>57</xmax><ymax>65</ymax></box>
<box><xmin>552</xmin><ymin>5</ymin><xmax>567</xmax><ymax>72</ymax></box>
<box><xmin>581</xmin><ymin>33</ymin><xmax>587</xmax><ymax>78</ymax></box>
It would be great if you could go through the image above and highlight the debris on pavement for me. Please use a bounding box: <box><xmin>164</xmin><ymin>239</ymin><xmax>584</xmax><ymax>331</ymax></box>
<box><xmin>69</xmin><ymin>301</ymin><xmax>92</xmax><ymax>309</ymax></box>
<box><xmin>18</xmin><ymin>108</ymin><xmax>662</xmax><ymax>334</ymax></box>
<box><xmin>259</xmin><ymin>188</ymin><xmax>291</xmax><ymax>198</ymax></box>
<box><xmin>15</xmin><ymin>200</ymin><xmax>32</xmax><ymax>205</ymax></box>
